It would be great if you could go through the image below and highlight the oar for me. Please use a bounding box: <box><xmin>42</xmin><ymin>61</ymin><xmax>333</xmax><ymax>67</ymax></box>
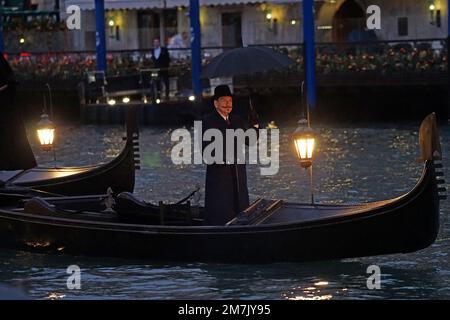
<box><xmin>176</xmin><ymin>185</ymin><xmax>201</xmax><ymax>205</ymax></box>
<box><xmin>247</xmin><ymin>86</ymin><xmax>260</xmax><ymax>127</ymax></box>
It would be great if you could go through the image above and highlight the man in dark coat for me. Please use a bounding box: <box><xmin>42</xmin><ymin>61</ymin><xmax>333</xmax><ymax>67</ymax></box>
<box><xmin>202</xmin><ymin>85</ymin><xmax>259</xmax><ymax>225</ymax></box>
<box><xmin>151</xmin><ymin>38</ymin><xmax>171</xmax><ymax>99</ymax></box>
<box><xmin>0</xmin><ymin>54</ymin><xmax>37</xmax><ymax>170</ymax></box>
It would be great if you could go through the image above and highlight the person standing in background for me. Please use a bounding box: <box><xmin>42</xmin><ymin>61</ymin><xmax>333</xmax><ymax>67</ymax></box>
<box><xmin>168</xmin><ymin>32</ymin><xmax>189</xmax><ymax>60</ymax></box>
<box><xmin>151</xmin><ymin>37</ymin><xmax>171</xmax><ymax>99</ymax></box>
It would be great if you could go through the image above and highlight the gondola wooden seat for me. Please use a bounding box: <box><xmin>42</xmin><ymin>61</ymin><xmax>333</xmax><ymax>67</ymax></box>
<box><xmin>22</xmin><ymin>196</ymin><xmax>119</xmax><ymax>222</ymax></box>
<box><xmin>226</xmin><ymin>198</ymin><xmax>284</xmax><ymax>226</ymax></box>
<box><xmin>115</xmin><ymin>192</ymin><xmax>198</xmax><ymax>225</ymax></box>
<box><xmin>159</xmin><ymin>201</ymin><xmax>192</xmax><ymax>226</ymax></box>
<box><xmin>115</xmin><ymin>192</ymin><xmax>159</xmax><ymax>224</ymax></box>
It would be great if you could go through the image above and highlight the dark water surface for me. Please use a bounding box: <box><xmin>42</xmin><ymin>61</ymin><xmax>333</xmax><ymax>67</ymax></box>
<box><xmin>1</xmin><ymin>121</ymin><xmax>449</xmax><ymax>300</ymax></box>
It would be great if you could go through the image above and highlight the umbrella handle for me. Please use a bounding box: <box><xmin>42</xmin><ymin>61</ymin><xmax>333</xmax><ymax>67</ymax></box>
<box><xmin>248</xmin><ymin>97</ymin><xmax>259</xmax><ymax>127</ymax></box>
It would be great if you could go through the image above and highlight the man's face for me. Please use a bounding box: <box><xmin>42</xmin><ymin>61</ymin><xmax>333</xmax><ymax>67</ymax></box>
<box><xmin>214</xmin><ymin>96</ymin><xmax>233</xmax><ymax>117</ymax></box>
<box><xmin>153</xmin><ymin>39</ymin><xmax>160</xmax><ymax>48</ymax></box>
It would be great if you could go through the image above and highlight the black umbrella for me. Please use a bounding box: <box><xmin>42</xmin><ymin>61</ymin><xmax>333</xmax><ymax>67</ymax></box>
<box><xmin>201</xmin><ymin>46</ymin><xmax>294</xmax><ymax>79</ymax></box>
<box><xmin>201</xmin><ymin>46</ymin><xmax>295</xmax><ymax>120</ymax></box>
<box><xmin>201</xmin><ymin>47</ymin><xmax>294</xmax><ymax>215</ymax></box>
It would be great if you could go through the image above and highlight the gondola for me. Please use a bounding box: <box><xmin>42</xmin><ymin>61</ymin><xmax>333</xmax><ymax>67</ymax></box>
<box><xmin>0</xmin><ymin>114</ymin><xmax>445</xmax><ymax>263</ymax></box>
<box><xmin>0</xmin><ymin>109</ymin><xmax>140</xmax><ymax>204</ymax></box>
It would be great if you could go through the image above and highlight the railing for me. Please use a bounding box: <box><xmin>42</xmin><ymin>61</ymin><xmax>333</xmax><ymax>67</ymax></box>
<box><xmin>5</xmin><ymin>38</ymin><xmax>448</xmax><ymax>93</ymax></box>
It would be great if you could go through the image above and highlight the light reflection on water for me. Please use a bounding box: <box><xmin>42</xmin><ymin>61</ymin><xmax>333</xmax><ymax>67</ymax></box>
<box><xmin>0</xmin><ymin>122</ymin><xmax>449</xmax><ymax>300</ymax></box>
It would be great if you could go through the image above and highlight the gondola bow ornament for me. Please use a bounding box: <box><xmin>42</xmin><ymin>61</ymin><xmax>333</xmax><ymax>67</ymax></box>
<box><xmin>419</xmin><ymin>112</ymin><xmax>442</xmax><ymax>162</ymax></box>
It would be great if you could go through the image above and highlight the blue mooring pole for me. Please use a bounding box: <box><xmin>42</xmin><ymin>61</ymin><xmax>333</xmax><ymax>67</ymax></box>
<box><xmin>189</xmin><ymin>0</ymin><xmax>202</xmax><ymax>99</ymax></box>
<box><xmin>448</xmin><ymin>0</ymin><xmax>450</xmax><ymax>46</ymax></box>
<box><xmin>302</xmin><ymin>0</ymin><xmax>317</xmax><ymax>112</ymax></box>
<box><xmin>95</xmin><ymin>0</ymin><xmax>107</xmax><ymax>72</ymax></box>
<box><xmin>447</xmin><ymin>0</ymin><xmax>450</xmax><ymax>120</ymax></box>
<box><xmin>447</xmin><ymin>0</ymin><xmax>450</xmax><ymax>37</ymax></box>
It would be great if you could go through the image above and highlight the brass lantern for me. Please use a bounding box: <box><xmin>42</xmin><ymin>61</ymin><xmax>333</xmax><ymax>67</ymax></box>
<box><xmin>292</xmin><ymin>119</ymin><xmax>315</xmax><ymax>168</ymax></box>
<box><xmin>36</xmin><ymin>113</ymin><xmax>55</xmax><ymax>151</ymax></box>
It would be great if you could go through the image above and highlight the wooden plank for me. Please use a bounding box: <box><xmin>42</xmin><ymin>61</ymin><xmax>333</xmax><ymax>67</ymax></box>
<box><xmin>226</xmin><ymin>199</ymin><xmax>284</xmax><ymax>226</ymax></box>
<box><xmin>252</xmin><ymin>200</ymin><xmax>284</xmax><ymax>225</ymax></box>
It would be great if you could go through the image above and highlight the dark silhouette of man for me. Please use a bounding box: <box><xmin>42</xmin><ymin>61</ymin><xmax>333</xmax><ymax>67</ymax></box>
<box><xmin>151</xmin><ymin>38</ymin><xmax>171</xmax><ymax>99</ymax></box>
<box><xmin>202</xmin><ymin>85</ymin><xmax>259</xmax><ymax>225</ymax></box>
<box><xmin>0</xmin><ymin>54</ymin><xmax>36</xmax><ymax>170</ymax></box>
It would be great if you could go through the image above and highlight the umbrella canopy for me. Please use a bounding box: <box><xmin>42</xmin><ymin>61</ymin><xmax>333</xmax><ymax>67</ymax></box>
<box><xmin>201</xmin><ymin>46</ymin><xmax>294</xmax><ymax>79</ymax></box>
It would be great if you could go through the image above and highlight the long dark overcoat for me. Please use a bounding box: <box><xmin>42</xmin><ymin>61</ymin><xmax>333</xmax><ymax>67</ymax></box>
<box><xmin>151</xmin><ymin>47</ymin><xmax>170</xmax><ymax>78</ymax></box>
<box><xmin>0</xmin><ymin>55</ymin><xmax>37</xmax><ymax>170</ymax></box>
<box><xmin>202</xmin><ymin>110</ymin><xmax>257</xmax><ymax>225</ymax></box>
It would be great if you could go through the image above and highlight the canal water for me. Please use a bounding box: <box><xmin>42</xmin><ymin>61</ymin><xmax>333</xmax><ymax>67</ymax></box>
<box><xmin>1</xmin><ymin>121</ymin><xmax>449</xmax><ymax>299</ymax></box>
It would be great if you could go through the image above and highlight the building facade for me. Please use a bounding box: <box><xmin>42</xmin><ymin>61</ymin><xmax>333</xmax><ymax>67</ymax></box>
<box><xmin>5</xmin><ymin>0</ymin><xmax>449</xmax><ymax>52</ymax></box>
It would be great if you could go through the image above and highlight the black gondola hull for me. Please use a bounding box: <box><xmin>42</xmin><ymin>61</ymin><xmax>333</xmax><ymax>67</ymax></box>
<box><xmin>15</xmin><ymin>144</ymin><xmax>135</xmax><ymax>196</ymax></box>
<box><xmin>0</xmin><ymin>108</ymin><xmax>139</xmax><ymax>201</ymax></box>
<box><xmin>0</xmin><ymin>161</ymin><xmax>440</xmax><ymax>263</ymax></box>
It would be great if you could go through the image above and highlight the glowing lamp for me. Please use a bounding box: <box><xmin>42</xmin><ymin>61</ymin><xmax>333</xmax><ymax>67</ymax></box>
<box><xmin>36</xmin><ymin>113</ymin><xmax>55</xmax><ymax>151</ymax></box>
<box><xmin>292</xmin><ymin>119</ymin><xmax>315</xmax><ymax>168</ymax></box>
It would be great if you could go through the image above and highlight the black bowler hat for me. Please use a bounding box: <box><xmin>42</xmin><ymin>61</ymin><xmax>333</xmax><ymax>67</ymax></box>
<box><xmin>213</xmin><ymin>85</ymin><xmax>232</xmax><ymax>100</ymax></box>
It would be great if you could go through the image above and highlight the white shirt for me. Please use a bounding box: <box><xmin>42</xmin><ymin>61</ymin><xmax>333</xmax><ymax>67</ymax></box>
<box><xmin>219</xmin><ymin>113</ymin><xmax>229</xmax><ymax>123</ymax></box>
<box><xmin>218</xmin><ymin>112</ymin><xmax>258</xmax><ymax>128</ymax></box>
<box><xmin>154</xmin><ymin>47</ymin><xmax>161</xmax><ymax>60</ymax></box>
